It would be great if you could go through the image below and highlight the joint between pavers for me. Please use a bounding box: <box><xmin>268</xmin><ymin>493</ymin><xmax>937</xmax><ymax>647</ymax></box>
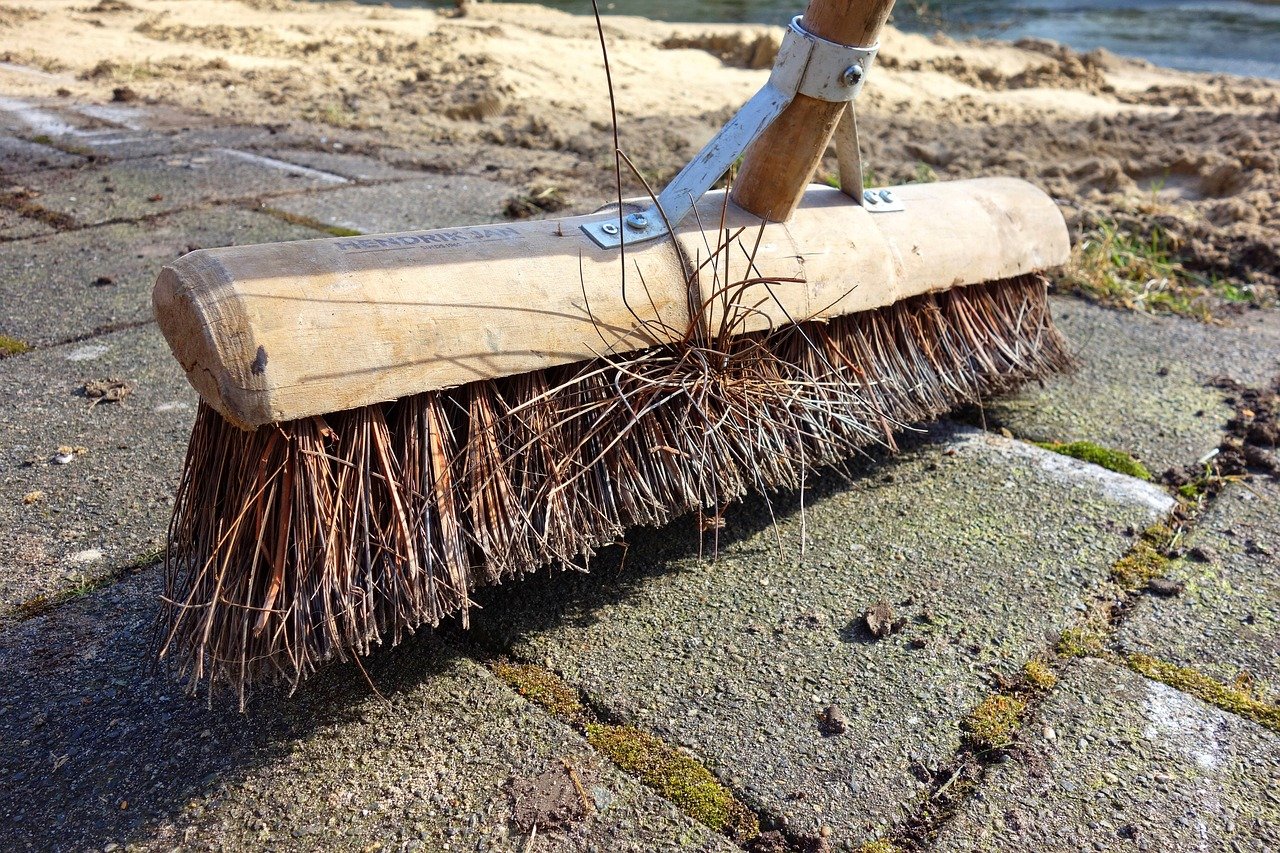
<box><xmin>482</xmin><ymin>655</ymin><xmax>765</xmax><ymax>847</ymax></box>
<box><xmin>7</xmin><ymin>545</ymin><xmax>163</xmax><ymax>623</ymax></box>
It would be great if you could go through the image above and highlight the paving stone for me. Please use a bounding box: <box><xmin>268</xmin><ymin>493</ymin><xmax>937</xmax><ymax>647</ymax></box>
<box><xmin>0</xmin><ymin>205</ymin><xmax>53</xmax><ymax>239</ymax></box>
<box><xmin>261</xmin><ymin>147</ymin><xmax>424</xmax><ymax>181</ymax></box>
<box><xmin>0</xmin><ymin>326</ymin><xmax>195</xmax><ymax>621</ymax></box>
<box><xmin>0</xmin><ymin>207</ymin><xmax>322</xmax><ymax>347</ymax></box>
<box><xmin>15</xmin><ymin>148</ymin><xmax>349</xmax><ymax>226</ymax></box>
<box><xmin>268</xmin><ymin>175</ymin><xmax>513</xmax><ymax>234</ymax></box>
<box><xmin>0</xmin><ymin>133</ymin><xmax>85</xmax><ymax>173</ymax></box>
<box><xmin>0</xmin><ymin>572</ymin><xmax>737</xmax><ymax>853</ymax></box>
<box><xmin>933</xmin><ymin>657</ymin><xmax>1280</xmax><ymax>852</ymax></box>
<box><xmin>985</xmin><ymin>297</ymin><xmax>1280</xmax><ymax>475</ymax></box>
<box><xmin>1117</xmin><ymin>479</ymin><xmax>1280</xmax><ymax>700</ymax></box>
<box><xmin>468</xmin><ymin>424</ymin><xmax>1175</xmax><ymax>845</ymax></box>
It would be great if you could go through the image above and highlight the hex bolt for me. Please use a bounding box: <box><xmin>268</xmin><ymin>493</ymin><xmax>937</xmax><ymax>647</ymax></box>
<box><xmin>601</xmin><ymin>222</ymin><xmax>620</xmax><ymax>235</ymax></box>
<box><xmin>625</xmin><ymin>212</ymin><xmax>648</xmax><ymax>230</ymax></box>
<box><xmin>841</xmin><ymin>64</ymin><xmax>864</xmax><ymax>87</ymax></box>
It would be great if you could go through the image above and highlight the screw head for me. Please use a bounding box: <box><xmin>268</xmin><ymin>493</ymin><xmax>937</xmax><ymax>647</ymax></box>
<box><xmin>862</xmin><ymin>190</ymin><xmax>878</xmax><ymax>205</ymax></box>
<box><xmin>879</xmin><ymin>189</ymin><xmax>895</xmax><ymax>203</ymax></box>
<box><xmin>601</xmin><ymin>222</ymin><xmax>619</xmax><ymax>235</ymax></box>
<box><xmin>841</xmin><ymin>64</ymin><xmax>864</xmax><ymax>87</ymax></box>
<box><xmin>625</xmin><ymin>212</ymin><xmax>648</xmax><ymax>230</ymax></box>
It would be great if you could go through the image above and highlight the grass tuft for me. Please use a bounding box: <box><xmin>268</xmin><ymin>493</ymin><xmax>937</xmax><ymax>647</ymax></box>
<box><xmin>961</xmin><ymin>694</ymin><xmax>1026</xmax><ymax>750</ymax></box>
<box><xmin>586</xmin><ymin>723</ymin><xmax>758</xmax><ymax>839</ymax></box>
<box><xmin>1034</xmin><ymin>439</ymin><xmax>1151</xmax><ymax>480</ymax></box>
<box><xmin>1126</xmin><ymin>653</ymin><xmax>1280</xmax><ymax>733</ymax></box>
<box><xmin>1062</xmin><ymin>220</ymin><xmax>1257</xmax><ymax>321</ymax></box>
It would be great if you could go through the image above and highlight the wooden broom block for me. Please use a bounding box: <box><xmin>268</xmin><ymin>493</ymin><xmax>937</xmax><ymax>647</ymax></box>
<box><xmin>153</xmin><ymin>177</ymin><xmax>1068</xmax><ymax>429</ymax></box>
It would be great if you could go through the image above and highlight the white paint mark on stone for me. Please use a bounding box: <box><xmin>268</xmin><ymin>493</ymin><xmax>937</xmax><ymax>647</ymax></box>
<box><xmin>950</xmin><ymin>429</ymin><xmax>1174</xmax><ymax>515</ymax></box>
<box><xmin>0</xmin><ymin>94</ymin><xmax>80</xmax><ymax>137</ymax></box>
<box><xmin>214</xmin><ymin>148</ymin><xmax>350</xmax><ymax>184</ymax></box>
<box><xmin>74</xmin><ymin>103</ymin><xmax>144</xmax><ymax>130</ymax></box>
<box><xmin>66</xmin><ymin>549</ymin><xmax>104</xmax><ymax>564</ymax></box>
<box><xmin>65</xmin><ymin>343</ymin><xmax>109</xmax><ymax>362</ymax></box>
<box><xmin>154</xmin><ymin>401</ymin><xmax>192</xmax><ymax>413</ymax></box>
<box><xmin>1143</xmin><ymin>680</ymin><xmax>1222</xmax><ymax>771</ymax></box>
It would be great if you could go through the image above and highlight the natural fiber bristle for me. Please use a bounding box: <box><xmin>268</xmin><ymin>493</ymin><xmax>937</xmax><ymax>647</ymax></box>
<box><xmin>158</xmin><ymin>275</ymin><xmax>1070</xmax><ymax>701</ymax></box>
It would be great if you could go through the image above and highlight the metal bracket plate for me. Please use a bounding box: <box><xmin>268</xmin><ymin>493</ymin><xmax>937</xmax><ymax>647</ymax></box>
<box><xmin>582</xmin><ymin>15</ymin><xmax>891</xmax><ymax>250</ymax></box>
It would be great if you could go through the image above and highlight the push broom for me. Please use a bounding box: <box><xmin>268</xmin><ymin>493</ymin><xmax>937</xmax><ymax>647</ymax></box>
<box><xmin>153</xmin><ymin>0</ymin><xmax>1070</xmax><ymax>700</ymax></box>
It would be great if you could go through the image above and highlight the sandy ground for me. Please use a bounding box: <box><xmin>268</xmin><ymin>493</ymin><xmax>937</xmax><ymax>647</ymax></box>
<box><xmin>2</xmin><ymin>0</ymin><xmax>1278</xmax><ymax>293</ymax></box>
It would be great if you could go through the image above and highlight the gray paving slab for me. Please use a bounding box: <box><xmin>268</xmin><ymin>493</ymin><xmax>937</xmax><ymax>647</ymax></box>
<box><xmin>933</xmin><ymin>657</ymin><xmax>1280</xmax><ymax>853</ymax></box>
<box><xmin>986</xmin><ymin>297</ymin><xmax>1280</xmax><ymax>475</ymax></box>
<box><xmin>0</xmin><ymin>208</ymin><xmax>322</xmax><ymax>347</ymax></box>
<box><xmin>268</xmin><ymin>175</ymin><xmax>513</xmax><ymax>234</ymax></box>
<box><xmin>261</xmin><ymin>147</ymin><xmax>424</xmax><ymax>181</ymax></box>
<box><xmin>0</xmin><ymin>134</ymin><xmax>84</xmax><ymax>174</ymax></box>
<box><xmin>0</xmin><ymin>571</ymin><xmax>737</xmax><ymax>853</ymax></box>
<box><xmin>468</xmin><ymin>424</ymin><xmax>1175</xmax><ymax>845</ymax></box>
<box><xmin>12</xmin><ymin>148</ymin><xmax>349</xmax><ymax>227</ymax></box>
<box><xmin>0</xmin><ymin>326</ymin><xmax>195</xmax><ymax>620</ymax></box>
<box><xmin>1117</xmin><ymin>479</ymin><xmax>1280</xmax><ymax>701</ymax></box>
<box><xmin>0</xmin><ymin>206</ymin><xmax>52</xmax><ymax>239</ymax></box>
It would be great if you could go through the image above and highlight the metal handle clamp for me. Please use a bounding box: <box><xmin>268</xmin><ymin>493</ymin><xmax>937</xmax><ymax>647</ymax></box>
<box><xmin>581</xmin><ymin>15</ymin><xmax>894</xmax><ymax>250</ymax></box>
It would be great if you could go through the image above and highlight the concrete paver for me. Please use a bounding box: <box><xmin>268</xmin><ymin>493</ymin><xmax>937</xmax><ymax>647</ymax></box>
<box><xmin>13</xmin><ymin>148</ymin><xmax>350</xmax><ymax>226</ymax></box>
<box><xmin>262</xmin><ymin>147</ymin><xmax>424</xmax><ymax>181</ymax></box>
<box><xmin>987</xmin><ymin>297</ymin><xmax>1280</xmax><ymax>475</ymax></box>
<box><xmin>0</xmin><ymin>207</ymin><xmax>322</xmax><ymax>347</ymax></box>
<box><xmin>0</xmin><ymin>133</ymin><xmax>84</xmax><ymax>173</ymax></box>
<box><xmin>267</xmin><ymin>175</ymin><xmax>513</xmax><ymax>234</ymax></box>
<box><xmin>0</xmin><ymin>572</ymin><xmax>737</xmax><ymax>853</ymax></box>
<box><xmin>0</xmin><ymin>326</ymin><xmax>195</xmax><ymax>620</ymax></box>
<box><xmin>1117</xmin><ymin>479</ymin><xmax>1280</xmax><ymax>700</ymax></box>
<box><xmin>933</xmin><ymin>657</ymin><xmax>1280</xmax><ymax>853</ymax></box>
<box><xmin>0</xmin><ymin>206</ymin><xmax>52</xmax><ymax>239</ymax></box>
<box><xmin>469</xmin><ymin>424</ymin><xmax>1174</xmax><ymax>845</ymax></box>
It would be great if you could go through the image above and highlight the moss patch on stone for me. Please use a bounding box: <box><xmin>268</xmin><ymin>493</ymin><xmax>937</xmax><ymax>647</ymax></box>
<box><xmin>1126</xmin><ymin>653</ymin><xmax>1280</xmax><ymax>733</ymax></box>
<box><xmin>1022</xmin><ymin>658</ymin><xmax>1058</xmax><ymax>691</ymax></box>
<box><xmin>859</xmin><ymin>841</ymin><xmax>904</xmax><ymax>853</ymax></box>
<box><xmin>586</xmin><ymin>723</ymin><xmax>758</xmax><ymax>840</ymax></box>
<box><xmin>490</xmin><ymin>660</ymin><xmax>584</xmax><ymax>723</ymax></box>
<box><xmin>1056</xmin><ymin>625</ymin><xmax>1106</xmax><ymax>658</ymax></box>
<box><xmin>1034</xmin><ymin>440</ymin><xmax>1151</xmax><ymax>481</ymax></box>
<box><xmin>1111</xmin><ymin>526</ymin><xmax>1173</xmax><ymax>590</ymax></box>
<box><xmin>0</xmin><ymin>334</ymin><xmax>31</xmax><ymax>357</ymax></box>
<box><xmin>961</xmin><ymin>695</ymin><xmax>1026</xmax><ymax>750</ymax></box>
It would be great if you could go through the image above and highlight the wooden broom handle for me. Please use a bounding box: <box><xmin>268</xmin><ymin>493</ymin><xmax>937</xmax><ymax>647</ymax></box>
<box><xmin>731</xmin><ymin>0</ymin><xmax>896</xmax><ymax>221</ymax></box>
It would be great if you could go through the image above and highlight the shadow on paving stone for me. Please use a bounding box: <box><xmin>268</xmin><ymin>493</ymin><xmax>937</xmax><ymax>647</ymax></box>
<box><xmin>460</xmin><ymin>422</ymin><xmax>1174</xmax><ymax>845</ymax></box>
<box><xmin>931</xmin><ymin>657</ymin><xmax>1280</xmax><ymax>852</ymax></box>
<box><xmin>969</xmin><ymin>297</ymin><xmax>1280</xmax><ymax>475</ymax></box>
<box><xmin>0</xmin><ymin>570</ymin><xmax>733</xmax><ymax>852</ymax></box>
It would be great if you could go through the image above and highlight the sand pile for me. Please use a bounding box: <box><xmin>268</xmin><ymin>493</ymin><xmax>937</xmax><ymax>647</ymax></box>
<box><xmin>3</xmin><ymin>0</ymin><xmax>1277</xmax><ymax>296</ymax></box>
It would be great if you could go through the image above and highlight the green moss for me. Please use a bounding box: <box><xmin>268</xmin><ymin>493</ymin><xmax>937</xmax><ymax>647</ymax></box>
<box><xmin>1057</xmin><ymin>625</ymin><xmax>1106</xmax><ymax>658</ymax></box>
<box><xmin>0</xmin><ymin>334</ymin><xmax>31</xmax><ymax>357</ymax></box>
<box><xmin>1126</xmin><ymin>653</ymin><xmax>1280</xmax><ymax>733</ymax></box>
<box><xmin>1023</xmin><ymin>659</ymin><xmax>1058</xmax><ymax>691</ymax></box>
<box><xmin>586</xmin><ymin>723</ymin><xmax>758</xmax><ymax>840</ymax></box>
<box><xmin>962</xmin><ymin>695</ymin><xmax>1026</xmax><ymax>750</ymax></box>
<box><xmin>1034</xmin><ymin>440</ymin><xmax>1151</xmax><ymax>480</ymax></box>
<box><xmin>490</xmin><ymin>660</ymin><xmax>584</xmax><ymax>722</ymax></box>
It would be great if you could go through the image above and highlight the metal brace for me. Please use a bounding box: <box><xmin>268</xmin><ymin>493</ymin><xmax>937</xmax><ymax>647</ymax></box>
<box><xmin>582</xmin><ymin>14</ymin><xmax>901</xmax><ymax>250</ymax></box>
